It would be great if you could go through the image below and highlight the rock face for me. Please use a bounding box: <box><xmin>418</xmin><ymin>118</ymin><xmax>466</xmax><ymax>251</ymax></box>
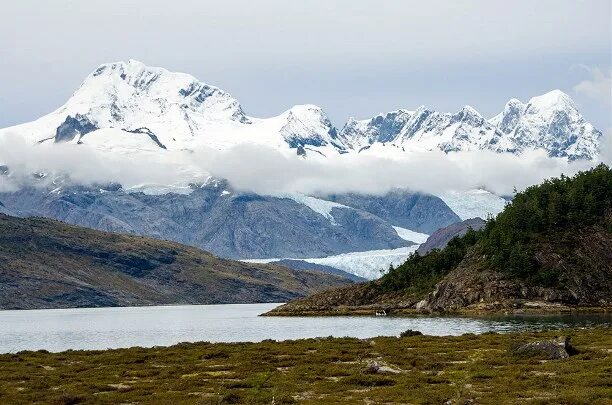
<box><xmin>0</xmin><ymin>182</ymin><xmax>412</xmax><ymax>259</ymax></box>
<box><xmin>0</xmin><ymin>214</ymin><xmax>352</xmax><ymax>310</ymax></box>
<box><xmin>54</xmin><ymin>114</ymin><xmax>98</xmax><ymax>142</ymax></box>
<box><xmin>322</xmin><ymin>190</ymin><xmax>461</xmax><ymax>234</ymax></box>
<box><xmin>279</xmin><ymin>105</ymin><xmax>346</xmax><ymax>151</ymax></box>
<box><xmin>417</xmin><ymin>217</ymin><xmax>486</xmax><ymax>255</ymax></box>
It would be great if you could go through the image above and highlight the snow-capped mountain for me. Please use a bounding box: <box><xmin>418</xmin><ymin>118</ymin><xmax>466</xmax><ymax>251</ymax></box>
<box><xmin>340</xmin><ymin>105</ymin><xmax>506</xmax><ymax>154</ymax></box>
<box><xmin>339</xmin><ymin>90</ymin><xmax>601</xmax><ymax>160</ymax></box>
<box><xmin>489</xmin><ymin>90</ymin><xmax>601</xmax><ymax>160</ymax></box>
<box><xmin>0</xmin><ymin>60</ymin><xmax>601</xmax><ymax>160</ymax></box>
<box><xmin>1</xmin><ymin>60</ymin><xmax>342</xmax><ymax>156</ymax></box>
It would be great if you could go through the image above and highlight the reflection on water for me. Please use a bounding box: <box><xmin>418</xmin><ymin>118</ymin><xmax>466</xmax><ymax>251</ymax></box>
<box><xmin>0</xmin><ymin>303</ymin><xmax>608</xmax><ymax>353</ymax></box>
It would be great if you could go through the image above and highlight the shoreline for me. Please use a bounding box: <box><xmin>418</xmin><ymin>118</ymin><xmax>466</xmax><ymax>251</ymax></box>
<box><xmin>263</xmin><ymin>304</ymin><xmax>612</xmax><ymax>317</ymax></box>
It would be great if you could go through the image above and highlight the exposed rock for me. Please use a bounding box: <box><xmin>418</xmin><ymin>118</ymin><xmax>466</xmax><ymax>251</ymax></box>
<box><xmin>510</xmin><ymin>336</ymin><xmax>576</xmax><ymax>359</ymax></box>
<box><xmin>419</xmin><ymin>226</ymin><xmax>612</xmax><ymax>312</ymax></box>
<box><xmin>55</xmin><ymin>114</ymin><xmax>97</xmax><ymax>142</ymax></box>
<box><xmin>363</xmin><ymin>360</ymin><xmax>402</xmax><ymax>374</ymax></box>
<box><xmin>322</xmin><ymin>190</ymin><xmax>461</xmax><ymax>234</ymax></box>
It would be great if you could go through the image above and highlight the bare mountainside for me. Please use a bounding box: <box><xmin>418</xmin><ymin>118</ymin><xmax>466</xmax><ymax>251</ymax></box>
<box><xmin>267</xmin><ymin>165</ymin><xmax>612</xmax><ymax>315</ymax></box>
<box><xmin>0</xmin><ymin>214</ymin><xmax>351</xmax><ymax>310</ymax></box>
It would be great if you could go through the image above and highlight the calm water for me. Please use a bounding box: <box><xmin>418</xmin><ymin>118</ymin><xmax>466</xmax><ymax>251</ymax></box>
<box><xmin>0</xmin><ymin>303</ymin><xmax>609</xmax><ymax>353</ymax></box>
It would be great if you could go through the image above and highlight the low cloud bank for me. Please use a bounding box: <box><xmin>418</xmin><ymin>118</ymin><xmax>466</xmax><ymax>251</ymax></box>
<box><xmin>201</xmin><ymin>145</ymin><xmax>596</xmax><ymax>196</ymax></box>
<box><xmin>0</xmin><ymin>134</ymin><xmax>600</xmax><ymax>197</ymax></box>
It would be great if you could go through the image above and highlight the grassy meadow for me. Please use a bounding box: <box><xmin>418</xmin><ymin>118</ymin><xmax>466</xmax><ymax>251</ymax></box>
<box><xmin>0</xmin><ymin>327</ymin><xmax>610</xmax><ymax>404</ymax></box>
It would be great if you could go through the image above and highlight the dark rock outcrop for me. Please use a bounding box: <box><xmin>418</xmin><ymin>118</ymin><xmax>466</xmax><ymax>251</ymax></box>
<box><xmin>510</xmin><ymin>336</ymin><xmax>576</xmax><ymax>359</ymax></box>
<box><xmin>55</xmin><ymin>114</ymin><xmax>97</xmax><ymax>142</ymax></box>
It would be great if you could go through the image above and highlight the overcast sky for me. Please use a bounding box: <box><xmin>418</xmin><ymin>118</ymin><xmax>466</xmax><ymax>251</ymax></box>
<box><xmin>1</xmin><ymin>0</ymin><xmax>610</xmax><ymax>130</ymax></box>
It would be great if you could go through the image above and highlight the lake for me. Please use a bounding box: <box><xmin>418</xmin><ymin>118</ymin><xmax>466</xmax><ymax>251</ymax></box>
<box><xmin>0</xmin><ymin>303</ymin><xmax>609</xmax><ymax>353</ymax></box>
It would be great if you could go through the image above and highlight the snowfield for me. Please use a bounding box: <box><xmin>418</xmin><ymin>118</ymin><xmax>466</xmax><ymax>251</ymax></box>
<box><xmin>440</xmin><ymin>189</ymin><xmax>508</xmax><ymax>220</ymax></box>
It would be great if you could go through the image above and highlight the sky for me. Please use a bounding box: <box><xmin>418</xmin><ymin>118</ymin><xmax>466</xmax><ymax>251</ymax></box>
<box><xmin>1</xmin><ymin>0</ymin><xmax>611</xmax><ymax>131</ymax></box>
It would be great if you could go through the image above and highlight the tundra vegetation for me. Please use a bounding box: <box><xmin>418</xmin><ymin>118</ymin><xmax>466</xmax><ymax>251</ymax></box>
<box><xmin>0</xmin><ymin>328</ymin><xmax>610</xmax><ymax>404</ymax></box>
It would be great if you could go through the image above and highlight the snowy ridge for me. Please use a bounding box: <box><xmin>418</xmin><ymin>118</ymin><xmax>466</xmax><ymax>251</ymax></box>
<box><xmin>0</xmin><ymin>60</ymin><xmax>345</xmax><ymax>157</ymax></box>
<box><xmin>489</xmin><ymin>90</ymin><xmax>601</xmax><ymax>160</ymax></box>
<box><xmin>340</xmin><ymin>91</ymin><xmax>601</xmax><ymax>160</ymax></box>
<box><xmin>0</xmin><ymin>60</ymin><xmax>602</xmax><ymax>161</ymax></box>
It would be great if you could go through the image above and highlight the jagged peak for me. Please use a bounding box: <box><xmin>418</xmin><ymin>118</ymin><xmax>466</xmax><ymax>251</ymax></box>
<box><xmin>456</xmin><ymin>105</ymin><xmax>482</xmax><ymax>117</ymax></box>
<box><xmin>411</xmin><ymin>105</ymin><xmax>432</xmax><ymax>116</ymax></box>
<box><xmin>504</xmin><ymin>98</ymin><xmax>524</xmax><ymax>108</ymax></box>
<box><xmin>90</xmin><ymin>59</ymin><xmax>169</xmax><ymax>82</ymax></box>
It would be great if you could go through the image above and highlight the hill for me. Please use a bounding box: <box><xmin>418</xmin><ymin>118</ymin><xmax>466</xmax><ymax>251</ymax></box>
<box><xmin>268</xmin><ymin>164</ymin><xmax>612</xmax><ymax>315</ymax></box>
<box><xmin>0</xmin><ymin>214</ymin><xmax>351</xmax><ymax>310</ymax></box>
<box><xmin>416</xmin><ymin>217</ymin><xmax>486</xmax><ymax>255</ymax></box>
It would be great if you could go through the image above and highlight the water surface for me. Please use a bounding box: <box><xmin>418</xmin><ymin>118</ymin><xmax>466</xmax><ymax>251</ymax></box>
<box><xmin>0</xmin><ymin>303</ymin><xmax>608</xmax><ymax>353</ymax></box>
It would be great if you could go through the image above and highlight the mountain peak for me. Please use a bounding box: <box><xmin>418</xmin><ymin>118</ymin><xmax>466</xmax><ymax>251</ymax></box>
<box><xmin>527</xmin><ymin>89</ymin><xmax>577</xmax><ymax>112</ymax></box>
<box><xmin>280</xmin><ymin>104</ymin><xmax>342</xmax><ymax>151</ymax></box>
<box><xmin>489</xmin><ymin>89</ymin><xmax>599</xmax><ymax>159</ymax></box>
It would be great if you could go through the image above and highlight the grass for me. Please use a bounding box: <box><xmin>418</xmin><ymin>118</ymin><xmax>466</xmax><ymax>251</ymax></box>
<box><xmin>0</xmin><ymin>327</ymin><xmax>610</xmax><ymax>404</ymax></box>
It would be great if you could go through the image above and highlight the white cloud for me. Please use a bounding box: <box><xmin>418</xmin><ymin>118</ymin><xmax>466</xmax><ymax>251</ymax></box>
<box><xmin>200</xmin><ymin>145</ymin><xmax>594</xmax><ymax>197</ymax></box>
<box><xmin>573</xmin><ymin>66</ymin><xmax>612</xmax><ymax>106</ymax></box>
<box><xmin>0</xmin><ymin>134</ymin><xmax>596</xmax><ymax>198</ymax></box>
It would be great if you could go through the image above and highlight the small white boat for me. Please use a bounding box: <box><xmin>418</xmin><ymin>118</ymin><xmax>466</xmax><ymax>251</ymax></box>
<box><xmin>375</xmin><ymin>310</ymin><xmax>387</xmax><ymax>317</ymax></box>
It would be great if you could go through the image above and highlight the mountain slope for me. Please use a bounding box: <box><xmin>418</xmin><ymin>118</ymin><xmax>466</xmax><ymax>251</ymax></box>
<box><xmin>0</xmin><ymin>181</ymin><xmax>410</xmax><ymax>259</ymax></box>
<box><xmin>416</xmin><ymin>217</ymin><xmax>486</xmax><ymax>255</ymax></box>
<box><xmin>0</xmin><ymin>214</ymin><xmax>352</xmax><ymax>310</ymax></box>
<box><xmin>267</xmin><ymin>165</ymin><xmax>612</xmax><ymax>315</ymax></box>
<box><xmin>321</xmin><ymin>190</ymin><xmax>460</xmax><ymax>234</ymax></box>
